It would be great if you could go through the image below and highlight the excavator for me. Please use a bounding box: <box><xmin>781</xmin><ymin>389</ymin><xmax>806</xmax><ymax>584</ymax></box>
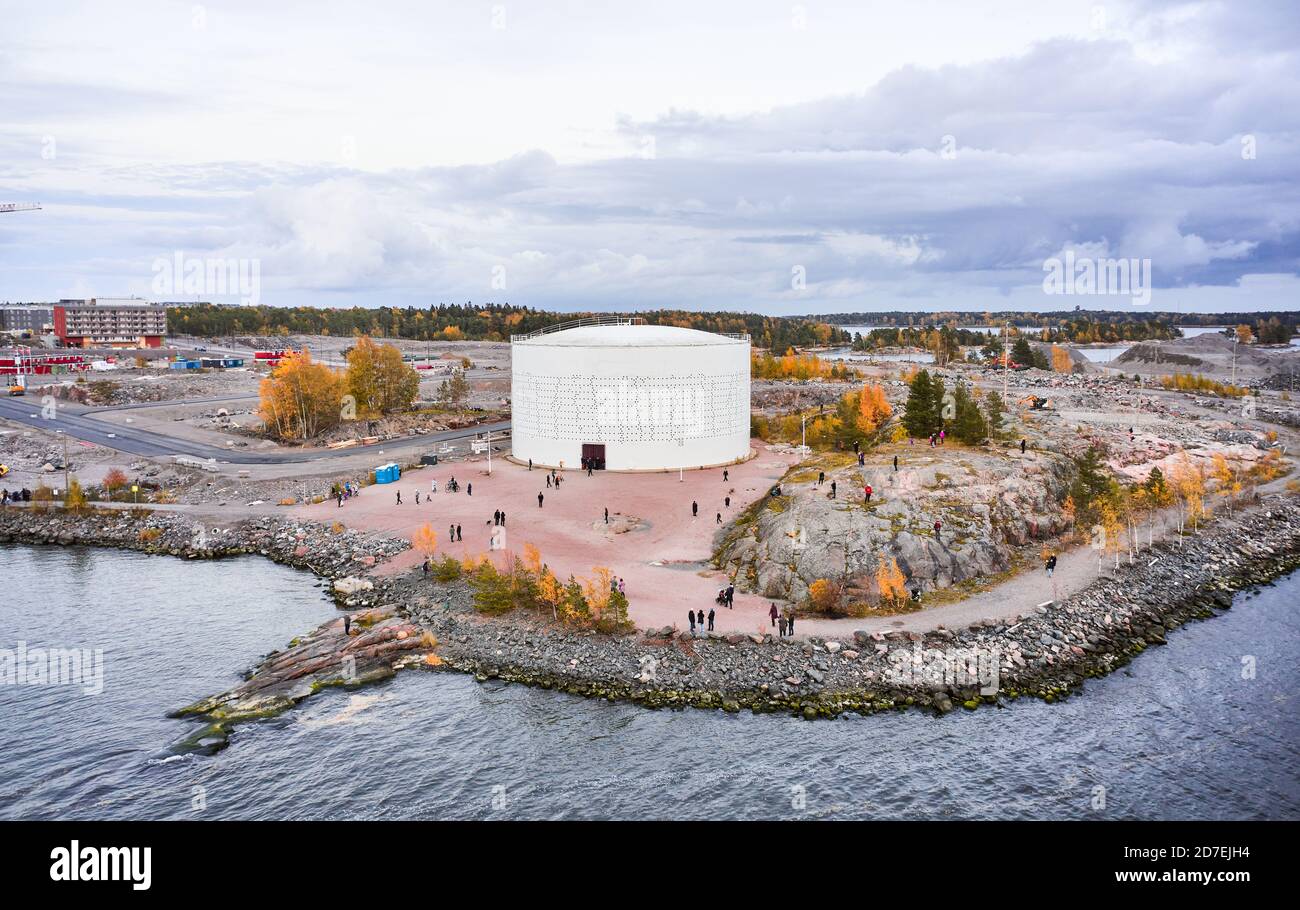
<box><xmin>0</xmin><ymin>464</ymin><xmax>9</xmax><ymax>478</ymax></box>
<box><xmin>1018</xmin><ymin>395</ymin><xmax>1052</xmax><ymax>410</ymax></box>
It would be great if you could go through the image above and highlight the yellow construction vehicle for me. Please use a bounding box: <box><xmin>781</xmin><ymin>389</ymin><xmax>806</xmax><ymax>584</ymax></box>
<box><xmin>8</xmin><ymin>384</ymin><xmax>25</xmax><ymax>396</ymax></box>
<box><xmin>1018</xmin><ymin>395</ymin><xmax>1051</xmax><ymax>410</ymax></box>
<box><xmin>0</xmin><ymin>464</ymin><xmax>9</xmax><ymax>478</ymax></box>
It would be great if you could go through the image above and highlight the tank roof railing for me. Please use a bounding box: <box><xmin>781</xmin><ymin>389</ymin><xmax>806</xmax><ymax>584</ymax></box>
<box><xmin>512</xmin><ymin>315</ymin><xmax>749</xmax><ymax>343</ymax></box>
<box><xmin>511</xmin><ymin>315</ymin><xmax>644</xmax><ymax>342</ymax></box>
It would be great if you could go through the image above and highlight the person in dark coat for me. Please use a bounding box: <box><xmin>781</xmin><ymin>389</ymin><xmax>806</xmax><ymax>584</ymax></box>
<box><xmin>707</xmin><ymin>609</ymin><xmax>715</xmax><ymax>632</ymax></box>
<box><xmin>768</xmin><ymin>603</ymin><xmax>778</xmax><ymax>627</ymax></box>
<box><xmin>538</xmin><ymin>492</ymin><xmax>544</xmax><ymax>508</ymax></box>
<box><xmin>692</xmin><ymin>500</ymin><xmax>698</xmax><ymax>518</ymax></box>
<box><xmin>688</xmin><ymin>610</ymin><xmax>696</xmax><ymax>634</ymax></box>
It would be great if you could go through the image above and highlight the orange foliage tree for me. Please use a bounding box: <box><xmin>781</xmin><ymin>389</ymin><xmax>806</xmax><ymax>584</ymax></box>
<box><xmin>875</xmin><ymin>557</ymin><xmax>907</xmax><ymax>606</ymax></box>
<box><xmin>258</xmin><ymin>349</ymin><xmax>346</xmax><ymax>440</ymax></box>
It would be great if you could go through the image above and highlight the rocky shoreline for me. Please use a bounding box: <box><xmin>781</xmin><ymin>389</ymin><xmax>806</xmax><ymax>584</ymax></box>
<box><xmin>4</xmin><ymin>498</ymin><xmax>1300</xmax><ymax>742</ymax></box>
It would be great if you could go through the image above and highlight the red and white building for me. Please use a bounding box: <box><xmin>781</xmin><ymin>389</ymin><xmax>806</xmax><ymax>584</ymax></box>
<box><xmin>53</xmin><ymin>298</ymin><xmax>167</xmax><ymax>349</ymax></box>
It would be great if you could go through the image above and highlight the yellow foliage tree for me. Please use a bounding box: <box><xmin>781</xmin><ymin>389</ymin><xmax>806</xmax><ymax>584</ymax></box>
<box><xmin>875</xmin><ymin>557</ymin><xmax>907</xmax><ymax>606</ymax></box>
<box><xmin>1050</xmin><ymin>345</ymin><xmax>1074</xmax><ymax>373</ymax></box>
<box><xmin>582</xmin><ymin>567</ymin><xmax>614</xmax><ymax>619</ymax></box>
<box><xmin>808</xmin><ymin>577</ymin><xmax>841</xmax><ymax>613</ymax></box>
<box><xmin>258</xmin><ymin>349</ymin><xmax>346</xmax><ymax>440</ymax></box>
<box><xmin>411</xmin><ymin>523</ymin><xmax>438</xmax><ymax>561</ymax></box>
<box><xmin>346</xmin><ymin>336</ymin><xmax>420</xmax><ymax>418</ymax></box>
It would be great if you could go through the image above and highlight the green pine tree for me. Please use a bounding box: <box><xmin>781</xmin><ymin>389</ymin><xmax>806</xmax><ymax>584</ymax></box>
<box><xmin>984</xmin><ymin>390</ymin><xmax>1007</xmax><ymax>439</ymax></box>
<box><xmin>902</xmin><ymin>369</ymin><xmax>940</xmax><ymax>438</ymax></box>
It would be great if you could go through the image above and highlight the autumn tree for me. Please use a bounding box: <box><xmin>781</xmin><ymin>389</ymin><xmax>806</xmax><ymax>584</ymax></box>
<box><xmin>258</xmin><ymin>350</ymin><xmax>346</xmax><ymax>440</ymax></box>
<box><xmin>876</xmin><ymin>557</ymin><xmax>907</xmax><ymax>607</ymax></box>
<box><xmin>1050</xmin><ymin>344</ymin><xmax>1074</xmax><ymax>373</ymax></box>
<box><xmin>807</xmin><ymin>577</ymin><xmax>842</xmax><ymax>613</ymax></box>
<box><xmin>346</xmin><ymin>336</ymin><xmax>419</xmax><ymax>418</ymax></box>
<box><xmin>856</xmin><ymin>383</ymin><xmax>892</xmax><ymax>435</ymax></box>
<box><xmin>411</xmin><ymin>523</ymin><xmax>438</xmax><ymax>563</ymax></box>
<box><xmin>102</xmin><ymin>468</ymin><xmax>129</xmax><ymax>493</ymax></box>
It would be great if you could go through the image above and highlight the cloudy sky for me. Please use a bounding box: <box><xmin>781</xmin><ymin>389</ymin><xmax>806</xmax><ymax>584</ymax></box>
<box><xmin>1</xmin><ymin>0</ymin><xmax>1297</xmax><ymax>314</ymax></box>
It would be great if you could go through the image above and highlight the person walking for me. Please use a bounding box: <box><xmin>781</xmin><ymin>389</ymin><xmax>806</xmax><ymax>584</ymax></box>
<box><xmin>456</xmin><ymin>524</ymin><xmax>462</xmax><ymax>542</ymax></box>
<box><xmin>1045</xmin><ymin>553</ymin><xmax>1057</xmax><ymax>578</ymax></box>
<box><xmin>604</xmin><ymin>507</ymin><xmax>609</xmax><ymax>524</ymax></box>
<box><xmin>415</xmin><ymin>490</ymin><xmax>420</xmax><ymax>505</ymax></box>
<box><xmin>618</xmin><ymin>578</ymin><xmax>625</xmax><ymax>595</ymax></box>
<box><xmin>939</xmin><ymin>429</ymin><xmax>946</xmax><ymax>445</ymax></box>
<box><xmin>449</xmin><ymin>523</ymin><xmax>455</xmax><ymax>542</ymax></box>
<box><xmin>500</xmin><ymin>511</ymin><xmax>506</xmax><ymax>527</ymax></box>
<box><xmin>396</xmin><ymin>490</ymin><xmax>402</xmax><ymax>505</ymax></box>
<box><xmin>692</xmin><ymin>500</ymin><xmax>698</xmax><ymax>518</ymax></box>
<box><xmin>466</xmin><ymin>482</ymin><xmax>472</xmax><ymax>496</ymax></box>
<box><xmin>430</xmin><ymin>478</ymin><xmax>437</xmax><ymax>495</ymax></box>
<box><xmin>817</xmin><ymin>471</ymin><xmax>825</xmax><ymax>486</ymax></box>
<box><xmin>494</xmin><ymin>509</ymin><xmax>501</xmax><ymax>526</ymax></box>
<box><xmin>337</xmin><ymin>491</ymin><xmax>343</xmax><ymax>508</ymax></box>
<box><xmin>864</xmin><ymin>483</ymin><xmax>872</xmax><ymax>503</ymax></box>
<box><xmin>724</xmin><ymin>496</ymin><xmax>730</xmax><ymax>508</ymax></box>
<box><xmin>830</xmin><ymin>480</ymin><xmax>837</xmax><ymax>499</ymax></box>
<box><xmin>933</xmin><ymin>519</ymin><xmax>942</xmax><ymax>542</ymax></box>
<box><xmin>768</xmin><ymin>603</ymin><xmax>778</xmax><ymax>627</ymax></box>
<box><xmin>707</xmin><ymin>608</ymin><xmax>715</xmax><ymax>632</ymax></box>
<box><xmin>787</xmin><ymin>612</ymin><xmax>795</xmax><ymax>635</ymax></box>
<box><xmin>344</xmin><ymin>614</ymin><xmax>351</xmax><ymax>636</ymax></box>
<box><xmin>538</xmin><ymin>492</ymin><xmax>544</xmax><ymax>508</ymax></box>
<box><xmin>725</xmin><ymin>583</ymin><xmax>735</xmax><ymax>608</ymax></box>
<box><xmin>528</xmin><ymin>458</ymin><xmax>533</xmax><ymax>471</ymax></box>
<box><xmin>716</xmin><ymin>512</ymin><xmax>722</xmax><ymax>524</ymax></box>
<box><xmin>546</xmin><ymin>474</ymin><xmax>551</xmax><ymax>488</ymax></box>
<box><xmin>893</xmin><ymin>454</ymin><xmax>899</xmax><ymax>472</ymax></box>
<box><xmin>1020</xmin><ymin>438</ymin><xmax>1027</xmax><ymax>454</ymax></box>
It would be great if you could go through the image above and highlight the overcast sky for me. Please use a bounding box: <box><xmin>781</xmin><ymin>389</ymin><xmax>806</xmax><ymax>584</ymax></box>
<box><xmin>1</xmin><ymin>0</ymin><xmax>1297</xmax><ymax>314</ymax></box>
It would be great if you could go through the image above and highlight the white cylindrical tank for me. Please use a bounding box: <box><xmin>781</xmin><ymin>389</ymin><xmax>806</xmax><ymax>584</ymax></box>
<box><xmin>510</xmin><ymin>322</ymin><xmax>751</xmax><ymax>471</ymax></box>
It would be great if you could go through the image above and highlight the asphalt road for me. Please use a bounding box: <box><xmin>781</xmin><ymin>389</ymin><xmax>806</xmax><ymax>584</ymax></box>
<box><xmin>0</xmin><ymin>397</ymin><xmax>510</xmax><ymax>465</ymax></box>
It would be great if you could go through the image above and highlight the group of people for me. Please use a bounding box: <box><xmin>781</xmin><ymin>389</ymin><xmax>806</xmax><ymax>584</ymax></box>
<box><xmin>331</xmin><ymin>480</ymin><xmax>359</xmax><ymax>507</ymax></box>
<box><xmin>0</xmin><ymin>488</ymin><xmax>33</xmax><ymax>504</ymax></box>
<box><xmin>687</xmin><ymin>607</ymin><xmax>715</xmax><ymax>635</ymax></box>
<box><xmin>768</xmin><ymin>602</ymin><xmax>798</xmax><ymax>637</ymax></box>
<box><xmin>927</xmin><ymin>430</ymin><xmax>946</xmax><ymax>446</ymax></box>
<box><xmin>714</xmin><ymin>582</ymin><xmax>735</xmax><ymax>608</ymax></box>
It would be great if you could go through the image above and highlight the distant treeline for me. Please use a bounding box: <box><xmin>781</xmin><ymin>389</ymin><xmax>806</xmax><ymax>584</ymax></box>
<box><xmin>820</xmin><ymin>310</ymin><xmax>1300</xmax><ymax>345</ymax></box>
<box><xmin>167</xmin><ymin>303</ymin><xmax>851</xmax><ymax>351</ymax></box>
<box><xmin>813</xmin><ymin>309</ymin><xmax>1300</xmax><ymax>328</ymax></box>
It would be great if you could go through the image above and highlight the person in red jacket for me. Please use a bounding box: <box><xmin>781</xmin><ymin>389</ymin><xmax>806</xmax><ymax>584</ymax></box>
<box><xmin>864</xmin><ymin>484</ymin><xmax>873</xmax><ymax>503</ymax></box>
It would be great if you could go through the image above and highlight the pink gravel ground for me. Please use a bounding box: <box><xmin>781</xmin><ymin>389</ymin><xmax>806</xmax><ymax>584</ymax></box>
<box><xmin>297</xmin><ymin>443</ymin><xmax>1167</xmax><ymax>638</ymax></box>
<box><xmin>298</xmin><ymin>443</ymin><xmax>801</xmax><ymax>635</ymax></box>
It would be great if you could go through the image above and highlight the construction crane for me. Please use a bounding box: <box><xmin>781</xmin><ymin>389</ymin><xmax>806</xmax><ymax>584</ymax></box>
<box><xmin>0</xmin><ymin>203</ymin><xmax>41</xmax><ymax>213</ymax></box>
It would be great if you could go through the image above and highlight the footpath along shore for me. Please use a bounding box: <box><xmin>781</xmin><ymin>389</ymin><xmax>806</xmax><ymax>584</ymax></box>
<box><xmin>3</xmin><ymin>497</ymin><xmax>1299</xmax><ymax>750</ymax></box>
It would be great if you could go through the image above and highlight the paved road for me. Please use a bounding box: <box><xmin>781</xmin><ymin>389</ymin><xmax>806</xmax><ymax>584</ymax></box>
<box><xmin>0</xmin><ymin>397</ymin><xmax>510</xmax><ymax>465</ymax></box>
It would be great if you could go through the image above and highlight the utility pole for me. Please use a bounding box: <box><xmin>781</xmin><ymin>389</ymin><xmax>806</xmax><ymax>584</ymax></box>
<box><xmin>1231</xmin><ymin>336</ymin><xmax>1238</xmax><ymax>387</ymax></box>
<box><xmin>485</xmin><ymin>428</ymin><xmax>492</xmax><ymax>475</ymax></box>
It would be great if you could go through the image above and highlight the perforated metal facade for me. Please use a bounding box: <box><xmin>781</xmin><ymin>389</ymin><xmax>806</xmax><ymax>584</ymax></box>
<box><xmin>511</xmin><ymin>324</ymin><xmax>751</xmax><ymax>470</ymax></box>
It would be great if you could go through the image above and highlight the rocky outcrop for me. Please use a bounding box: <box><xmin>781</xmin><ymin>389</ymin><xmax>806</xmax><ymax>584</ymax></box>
<box><xmin>714</xmin><ymin>448</ymin><xmax>1073</xmax><ymax>604</ymax></box>
<box><xmin>170</xmin><ymin>606</ymin><xmax>434</xmax><ymax>754</ymax></box>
